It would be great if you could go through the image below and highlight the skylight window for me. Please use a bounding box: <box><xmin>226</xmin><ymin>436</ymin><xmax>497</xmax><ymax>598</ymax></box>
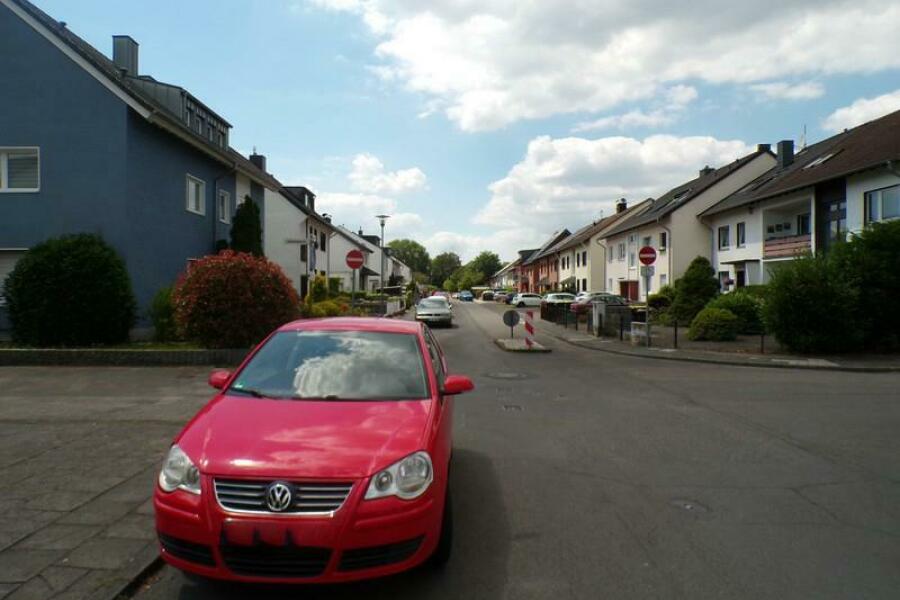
<box><xmin>803</xmin><ymin>152</ymin><xmax>839</xmax><ymax>169</ymax></box>
<box><xmin>672</xmin><ymin>189</ymin><xmax>692</xmax><ymax>203</ymax></box>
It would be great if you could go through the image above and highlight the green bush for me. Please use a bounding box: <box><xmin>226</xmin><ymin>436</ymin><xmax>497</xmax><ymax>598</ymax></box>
<box><xmin>230</xmin><ymin>198</ymin><xmax>263</xmax><ymax>256</ymax></box>
<box><xmin>707</xmin><ymin>290</ymin><xmax>764</xmax><ymax>334</ymax></box>
<box><xmin>3</xmin><ymin>234</ymin><xmax>136</xmax><ymax>346</ymax></box>
<box><xmin>149</xmin><ymin>286</ymin><xmax>178</xmax><ymax>342</ymax></box>
<box><xmin>762</xmin><ymin>254</ymin><xmax>861</xmax><ymax>353</ymax></box>
<box><xmin>670</xmin><ymin>257</ymin><xmax>719</xmax><ymax>324</ymax></box>
<box><xmin>306</xmin><ymin>274</ymin><xmax>329</xmax><ymax>304</ymax></box>
<box><xmin>328</xmin><ymin>277</ymin><xmax>342</xmax><ymax>296</ymax></box>
<box><xmin>647</xmin><ymin>284</ymin><xmax>675</xmax><ymax>311</ymax></box>
<box><xmin>740</xmin><ymin>285</ymin><xmax>769</xmax><ymax>301</ymax></box>
<box><xmin>688</xmin><ymin>307</ymin><xmax>739</xmax><ymax>341</ymax></box>
<box><xmin>172</xmin><ymin>251</ymin><xmax>300</xmax><ymax>348</ymax></box>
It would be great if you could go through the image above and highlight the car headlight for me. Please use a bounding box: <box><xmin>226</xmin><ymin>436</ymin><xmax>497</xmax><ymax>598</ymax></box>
<box><xmin>158</xmin><ymin>444</ymin><xmax>201</xmax><ymax>495</ymax></box>
<box><xmin>364</xmin><ymin>451</ymin><xmax>433</xmax><ymax>500</ymax></box>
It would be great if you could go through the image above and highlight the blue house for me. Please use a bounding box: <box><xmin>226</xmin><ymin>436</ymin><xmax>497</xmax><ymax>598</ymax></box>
<box><xmin>0</xmin><ymin>0</ymin><xmax>277</xmax><ymax>332</ymax></box>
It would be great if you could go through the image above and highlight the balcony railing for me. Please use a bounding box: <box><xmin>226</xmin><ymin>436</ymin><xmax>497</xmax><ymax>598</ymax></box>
<box><xmin>763</xmin><ymin>234</ymin><xmax>811</xmax><ymax>259</ymax></box>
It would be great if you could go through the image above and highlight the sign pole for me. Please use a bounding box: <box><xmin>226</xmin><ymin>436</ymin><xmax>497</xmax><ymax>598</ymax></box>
<box><xmin>351</xmin><ymin>267</ymin><xmax>357</xmax><ymax>309</ymax></box>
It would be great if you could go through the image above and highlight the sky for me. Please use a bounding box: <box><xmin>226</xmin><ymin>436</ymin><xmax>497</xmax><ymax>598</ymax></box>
<box><xmin>36</xmin><ymin>0</ymin><xmax>900</xmax><ymax>262</ymax></box>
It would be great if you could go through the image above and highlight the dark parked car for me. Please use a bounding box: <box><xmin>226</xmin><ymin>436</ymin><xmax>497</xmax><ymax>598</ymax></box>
<box><xmin>481</xmin><ymin>290</ymin><xmax>494</xmax><ymax>301</ymax></box>
<box><xmin>570</xmin><ymin>292</ymin><xmax>628</xmax><ymax>314</ymax></box>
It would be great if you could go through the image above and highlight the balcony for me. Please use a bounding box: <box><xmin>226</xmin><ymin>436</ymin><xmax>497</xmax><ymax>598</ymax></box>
<box><xmin>763</xmin><ymin>234</ymin><xmax>811</xmax><ymax>259</ymax></box>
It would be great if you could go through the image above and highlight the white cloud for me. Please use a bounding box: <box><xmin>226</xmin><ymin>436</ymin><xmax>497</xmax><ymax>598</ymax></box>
<box><xmin>348</xmin><ymin>153</ymin><xmax>427</xmax><ymax>194</ymax></box>
<box><xmin>309</xmin><ymin>0</ymin><xmax>900</xmax><ymax>131</ymax></box>
<box><xmin>572</xmin><ymin>85</ymin><xmax>698</xmax><ymax>133</ymax></box>
<box><xmin>749</xmin><ymin>81</ymin><xmax>825</xmax><ymax>100</ymax></box>
<box><xmin>472</xmin><ymin>134</ymin><xmax>754</xmax><ymax>255</ymax></box>
<box><xmin>822</xmin><ymin>89</ymin><xmax>900</xmax><ymax>132</ymax></box>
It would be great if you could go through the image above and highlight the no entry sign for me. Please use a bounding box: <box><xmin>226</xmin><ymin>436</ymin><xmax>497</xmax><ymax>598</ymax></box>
<box><xmin>346</xmin><ymin>249</ymin><xmax>365</xmax><ymax>270</ymax></box>
<box><xmin>638</xmin><ymin>246</ymin><xmax>657</xmax><ymax>266</ymax></box>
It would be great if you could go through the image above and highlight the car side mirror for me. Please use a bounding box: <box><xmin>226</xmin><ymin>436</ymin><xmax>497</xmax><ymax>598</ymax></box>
<box><xmin>442</xmin><ymin>374</ymin><xmax>474</xmax><ymax>395</ymax></box>
<box><xmin>208</xmin><ymin>369</ymin><xmax>231</xmax><ymax>390</ymax></box>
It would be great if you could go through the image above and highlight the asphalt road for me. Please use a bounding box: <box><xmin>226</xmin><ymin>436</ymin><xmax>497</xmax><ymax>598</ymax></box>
<box><xmin>132</xmin><ymin>301</ymin><xmax>900</xmax><ymax>599</ymax></box>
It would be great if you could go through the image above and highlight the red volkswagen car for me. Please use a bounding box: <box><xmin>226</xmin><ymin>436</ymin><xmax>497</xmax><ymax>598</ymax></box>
<box><xmin>153</xmin><ymin>318</ymin><xmax>474</xmax><ymax>583</ymax></box>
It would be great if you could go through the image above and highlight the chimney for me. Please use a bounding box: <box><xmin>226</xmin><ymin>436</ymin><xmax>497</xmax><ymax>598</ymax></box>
<box><xmin>306</xmin><ymin>192</ymin><xmax>315</xmax><ymax>212</ymax></box>
<box><xmin>776</xmin><ymin>140</ymin><xmax>794</xmax><ymax>169</ymax></box>
<box><xmin>616</xmin><ymin>198</ymin><xmax>627</xmax><ymax>213</ymax></box>
<box><xmin>699</xmin><ymin>165</ymin><xmax>715</xmax><ymax>177</ymax></box>
<box><xmin>757</xmin><ymin>143</ymin><xmax>771</xmax><ymax>153</ymax></box>
<box><xmin>112</xmin><ymin>36</ymin><xmax>138</xmax><ymax>76</ymax></box>
<box><xmin>358</xmin><ymin>228</ymin><xmax>364</xmax><ymax>236</ymax></box>
<box><xmin>249</xmin><ymin>152</ymin><xmax>266</xmax><ymax>173</ymax></box>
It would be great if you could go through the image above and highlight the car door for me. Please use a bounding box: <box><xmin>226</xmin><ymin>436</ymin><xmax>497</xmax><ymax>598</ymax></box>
<box><xmin>422</xmin><ymin>328</ymin><xmax>453</xmax><ymax>475</ymax></box>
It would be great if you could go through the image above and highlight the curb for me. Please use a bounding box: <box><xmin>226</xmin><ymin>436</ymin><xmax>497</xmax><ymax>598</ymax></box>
<box><xmin>493</xmin><ymin>339</ymin><xmax>551</xmax><ymax>353</ymax></box>
<box><xmin>535</xmin><ymin>324</ymin><xmax>900</xmax><ymax>373</ymax></box>
<box><xmin>0</xmin><ymin>348</ymin><xmax>250</xmax><ymax>367</ymax></box>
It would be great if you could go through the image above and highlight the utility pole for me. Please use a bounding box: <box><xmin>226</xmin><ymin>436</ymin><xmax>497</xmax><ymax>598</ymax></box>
<box><xmin>376</xmin><ymin>214</ymin><xmax>390</xmax><ymax>315</ymax></box>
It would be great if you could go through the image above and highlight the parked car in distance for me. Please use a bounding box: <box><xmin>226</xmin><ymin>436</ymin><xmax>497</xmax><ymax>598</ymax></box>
<box><xmin>416</xmin><ymin>297</ymin><xmax>453</xmax><ymax>327</ymax></box>
<box><xmin>480</xmin><ymin>290</ymin><xmax>494</xmax><ymax>301</ymax></box>
<box><xmin>451</xmin><ymin>292</ymin><xmax>459</xmax><ymax>299</ymax></box>
<box><xmin>154</xmin><ymin>317</ymin><xmax>474</xmax><ymax>584</ymax></box>
<box><xmin>431</xmin><ymin>290</ymin><xmax>451</xmax><ymax>305</ymax></box>
<box><xmin>512</xmin><ymin>293</ymin><xmax>542</xmax><ymax>308</ymax></box>
<box><xmin>494</xmin><ymin>291</ymin><xmax>509</xmax><ymax>302</ymax></box>
<box><xmin>570</xmin><ymin>292</ymin><xmax>629</xmax><ymax>314</ymax></box>
<box><xmin>459</xmin><ymin>290</ymin><xmax>474</xmax><ymax>302</ymax></box>
<box><xmin>543</xmin><ymin>293</ymin><xmax>576</xmax><ymax>304</ymax></box>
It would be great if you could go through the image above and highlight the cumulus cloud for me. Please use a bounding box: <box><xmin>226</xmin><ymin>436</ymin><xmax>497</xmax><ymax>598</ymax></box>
<box><xmin>822</xmin><ymin>89</ymin><xmax>900</xmax><ymax>132</ymax></box>
<box><xmin>348</xmin><ymin>153</ymin><xmax>427</xmax><ymax>194</ymax></box>
<box><xmin>572</xmin><ymin>86</ymin><xmax>697</xmax><ymax>132</ymax></box>
<box><xmin>749</xmin><ymin>81</ymin><xmax>825</xmax><ymax>100</ymax></box>
<box><xmin>308</xmin><ymin>0</ymin><xmax>900</xmax><ymax>131</ymax></box>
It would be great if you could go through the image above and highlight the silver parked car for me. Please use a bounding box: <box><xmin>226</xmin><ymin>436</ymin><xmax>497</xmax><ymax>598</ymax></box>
<box><xmin>415</xmin><ymin>296</ymin><xmax>453</xmax><ymax>327</ymax></box>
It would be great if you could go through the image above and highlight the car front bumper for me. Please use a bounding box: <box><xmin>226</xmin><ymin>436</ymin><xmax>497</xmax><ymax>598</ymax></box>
<box><xmin>415</xmin><ymin>314</ymin><xmax>452</xmax><ymax>323</ymax></box>
<box><xmin>154</xmin><ymin>476</ymin><xmax>444</xmax><ymax>584</ymax></box>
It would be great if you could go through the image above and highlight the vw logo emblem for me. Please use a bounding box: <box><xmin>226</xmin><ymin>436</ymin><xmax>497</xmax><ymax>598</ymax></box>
<box><xmin>265</xmin><ymin>482</ymin><xmax>293</xmax><ymax>512</ymax></box>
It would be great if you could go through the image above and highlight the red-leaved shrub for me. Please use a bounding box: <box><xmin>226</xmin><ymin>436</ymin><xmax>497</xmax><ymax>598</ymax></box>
<box><xmin>172</xmin><ymin>251</ymin><xmax>300</xmax><ymax>348</ymax></box>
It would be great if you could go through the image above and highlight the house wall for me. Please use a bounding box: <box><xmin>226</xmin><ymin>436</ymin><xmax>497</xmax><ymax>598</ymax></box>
<box><xmin>572</xmin><ymin>244</ymin><xmax>590</xmax><ymax>292</ymax></box>
<box><xmin>602</xmin><ymin>226</ymin><xmax>669</xmax><ymax>299</ymax></box>
<box><xmin>263</xmin><ymin>189</ymin><xmax>307</xmax><ymax>294</ymax></box>
<box><xmin>846</xmin><ymin>166</ymin><xmax>900</xmax><ymax>233</ymax></box>
<box><xmin>588</xmin><ymin>232</ymin><xmax>610</xmax><ymax>292</ymax></box>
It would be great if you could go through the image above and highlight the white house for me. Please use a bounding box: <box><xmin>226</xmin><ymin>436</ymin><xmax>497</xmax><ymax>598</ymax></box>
<box><xmin>600</xmin><ymin>146</ymin><xmax>776</xmax><ymax>300</ymax></box>
<box><xmin>327</xmin><ymin>224</ymin><xmax>373</xmax><ymax>292</ymax></box>
<box><xmin>702</xmin><ymin>109</ymin><xmax>900</xmax><ymax>288</ymax></box>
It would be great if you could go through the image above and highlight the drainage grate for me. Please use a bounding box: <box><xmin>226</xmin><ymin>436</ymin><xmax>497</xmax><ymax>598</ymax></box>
<box><xmin>502</xmin><ymin>404</ymin><xmax>523</xmax><ymax>411</ymax></box>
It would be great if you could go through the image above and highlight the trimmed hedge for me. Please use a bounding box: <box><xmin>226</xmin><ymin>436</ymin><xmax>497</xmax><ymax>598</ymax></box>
<box><xmin>707</xmin><ymin>291</ymin><xmax>764</xmax><ymax>334</ymax></box>
<box><xmin>671</xmin><ymin>257</ymin><xmax>719</xmax><ymax>324</ymax></box>
<box><xmin>2</xmin><ymin>234</ymin><xmax>136</xmax><ymax>346</ymax></box>
<box><xmin>172</xmin><ymin>251</ymin><xmax>300</xmax><ymax>348</ymax></box>
<box><xmin>688</xmin><ymin>307</ymin><xmax>739</xmax><ymax>341</ymax></box>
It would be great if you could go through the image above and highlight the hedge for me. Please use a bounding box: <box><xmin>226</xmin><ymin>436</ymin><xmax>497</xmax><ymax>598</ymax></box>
<box><xmin>688</xmin><ymin>307</ymin><xmax>739</xmax><ymax>341</ymax></box>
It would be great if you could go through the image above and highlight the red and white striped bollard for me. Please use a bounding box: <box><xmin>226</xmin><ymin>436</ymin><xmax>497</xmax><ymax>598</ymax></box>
<box><xmin>524</xmin><ymin>310</ymin><xmax>534</xmax><ymax>349</ymax></box>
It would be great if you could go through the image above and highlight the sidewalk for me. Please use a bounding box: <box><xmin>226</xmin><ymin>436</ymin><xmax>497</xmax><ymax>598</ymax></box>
<box><xmin>0</xmin><ymin>366</ymin><xmax>212</xmax><ymax>600</ymax></box>
<box><xmin>528</xmin><ymin>312</ymin><xmax>900</xmax><ymax>372</ymax></box>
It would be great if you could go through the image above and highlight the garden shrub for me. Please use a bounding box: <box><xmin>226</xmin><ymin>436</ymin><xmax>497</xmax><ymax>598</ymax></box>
<box><xmin>149</xmin><ymin>286</ymin><xmax>178</xmax><ymax>342</ymax></box>
<box><xmin>172</xmin><ymin>251</ymin><xmax>299</xmax><ymax>348</ymax></box>
<box><xmin>708</xmin><ymin>290</ymin><xmax>764</xmax><ymax>334</ymax></box>
<box><xmin>740</xmin><ymin>284</ymin><xmax>769</xmax><ymax>301</ymax></box>
<box><xmin>3</xmin><ymin>234</ymin><xmax>136</xmax><ymax>346</ymax></box>
<box><xmin>230</xmin><ymin>198</ymin><xmax>263</xmax><ymax>256</ymax></box>
<box><xmin>670</xmin><ymin>257</ymin><xmax>720</xmax><ymax>324</ymax></box>
<box><xmin>307</xmin><ymin>299</ymin><xmax>348</xmax><ymax>318</ymax></box>
<box><xmin>306</xmin><ymin>274</ymin><xmax>329</xmax><ymax>304</ymax></box>
<box><xmin>762</xmin><ymin>254</ymin><xmax>861</xmax><ymax>353</ymax></box>
<box><xmin>688</xmin><ymin>307</ymin><xmax>739</xmax><ymax>341</ymax></box>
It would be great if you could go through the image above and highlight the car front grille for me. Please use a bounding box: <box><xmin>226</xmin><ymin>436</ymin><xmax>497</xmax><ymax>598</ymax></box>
<box><xmin>158</xmin><ymin>532</ymin><xmax>216</xmax><ymax>567</ymax></box>
<box><xmin>220</xmin><ymin>540</ymin><xmax>331</xmax><ymax>578</ymax></box>
<box><xmin>338</xmin><ymin>536</ymin><xmax>424</xmax><ymax>572</ymax></box>
<box><xmin>214</xmin><ymin>479</ymin><xmax>353</xmax><ymax>514</ymax></box>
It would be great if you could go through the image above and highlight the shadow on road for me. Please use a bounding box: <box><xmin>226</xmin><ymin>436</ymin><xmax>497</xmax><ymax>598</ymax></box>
<box><xmin>170</xmin><ymin>449</ymin><xmax>510</xmax><ymax>600</ymax></box>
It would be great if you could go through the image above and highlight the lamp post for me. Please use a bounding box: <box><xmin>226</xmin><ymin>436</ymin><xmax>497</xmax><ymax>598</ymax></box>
<box><xmin>376</xmin><ymin>214</ymin><xmax>390</xmax><ymax>315</ymax></box>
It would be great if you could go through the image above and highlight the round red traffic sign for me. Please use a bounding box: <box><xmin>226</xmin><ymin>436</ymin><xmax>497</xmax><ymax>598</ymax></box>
<box><xmin>638</xmin><ymin>246</ymin><xmax>657</xmax><ymax>266</ymax></box>
<box><xmin>346</xmin><ymin>249</ymin><xmax>365</xmax><ymax>270</ymax></box>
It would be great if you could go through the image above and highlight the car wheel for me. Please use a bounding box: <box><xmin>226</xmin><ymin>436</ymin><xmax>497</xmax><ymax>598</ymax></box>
<box><xmin>430</xmin><ymin>484</ymin><xmax>453</xmax><ymax>567</ymax></box>
<box><xmin>517</xmin><ymin>302</ymin><xmax>525</xmax><ymax>308</ymax></box>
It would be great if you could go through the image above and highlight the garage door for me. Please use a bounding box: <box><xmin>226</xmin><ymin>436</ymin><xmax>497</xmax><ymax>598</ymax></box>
<box><xmin>0</xmin><ymin>250</ymin><xmax>26</xmax><ymax>303</ymax></box>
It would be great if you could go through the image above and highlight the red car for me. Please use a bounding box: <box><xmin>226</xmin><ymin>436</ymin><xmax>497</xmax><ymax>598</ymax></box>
<box><xmin>154</xmin><ymin>318</ymin><xmax>474</xmax><ymax>584</ymax></box>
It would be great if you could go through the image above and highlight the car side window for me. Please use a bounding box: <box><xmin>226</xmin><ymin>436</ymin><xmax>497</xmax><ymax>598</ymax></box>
<box><xmin>422</xmin><ymin>329</ymin><xmax>445</xmax><ymax>384</ymax></box>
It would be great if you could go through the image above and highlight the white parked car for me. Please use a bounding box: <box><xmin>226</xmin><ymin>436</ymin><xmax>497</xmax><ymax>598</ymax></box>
<box><xmin>512</xmin><ymin>293</ymin><xmax>542</xmax><ymax>308</ymax></box>
<box><xmin>415</xmin><ymin>296</ymin><xmax>453</xmax><ymax>327</ymax></box>
<box><xmin>544</xmin><ymin>293</ymin><xmax>576</xmax><ymax>304</ymax></box>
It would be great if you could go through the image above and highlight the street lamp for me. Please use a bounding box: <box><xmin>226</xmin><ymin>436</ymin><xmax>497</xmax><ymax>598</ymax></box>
<box><xmin>376</xmin><ymin>214</ymin><xmax>390</xmax><ymax>314</ymax></box>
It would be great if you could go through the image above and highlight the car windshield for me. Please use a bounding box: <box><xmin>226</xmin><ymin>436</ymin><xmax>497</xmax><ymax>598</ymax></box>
<box><xmin>419</xmin><ymin>298</ymin><xmax>448</xmax><ymax>308</ymax></box>
<box><xmin>229</xmin><ymin>331</ymin><xmax>429</xmax><ymax>401</ymax></box>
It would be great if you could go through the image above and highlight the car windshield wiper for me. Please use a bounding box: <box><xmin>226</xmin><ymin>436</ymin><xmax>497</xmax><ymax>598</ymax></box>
<box><xmin>228</xmin><ymin>387</ymin><xmax>271</xmax><ymax>398</ymax></box>
<box><xmin>290</xmin><ymin>394</ymin><xmax>353</xmax><ymax>402</ymax></box>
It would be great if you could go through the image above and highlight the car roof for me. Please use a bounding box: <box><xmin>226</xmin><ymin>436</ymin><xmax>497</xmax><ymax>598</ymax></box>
<box><xmin>279</xmin><ymin>317</ymin><xmax>422</xmax><ymax>335</ymax></box>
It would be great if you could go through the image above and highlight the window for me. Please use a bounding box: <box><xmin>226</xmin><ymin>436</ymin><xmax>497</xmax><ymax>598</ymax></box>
<box><xmin>865</xmin><ymin>185</ymin><xmax>900</xmax><ymax>224</ymax></box>
<box><xmin>642</xmin><ymin>236</ymin><xmax>651</xmax><ymax>247</ymax></box>
<box><xmin>660</xmin><ymin>274</ymin><xmax>667</xmax><ymax>287</ymax></box>
<box><xmin>736</xmin><ymin>222</ymin><xmax>746</xmax><ymax>247</ymax></box>
<box><xmin>217</xmin><ymin>190</ymin><xmax>231</xmax><ymax>224</ymax></box>
<box><xmin>607</xmin><ymin>248</ymin><xmax>613</xmax><ymax>263</ymax></box>
<box><xmin>718</xmin><ymin>271</ymin><xmax>730</xmax><ymax>290</ymax></box>
<box><xmin>628</xmin><ymin>234</ymin><xmax>636</xmax><ymax>244</ymax></box>
<box><xmin>628</xmin><ymin>251</ymin><xmax>636</xmax><ymax>267</ymax></box>
<box><xmin>718</xmin><ymin>225</ymin><xmax>730</xmax><ymax>250</ymax></box>
<box><xmin>581</xmin><ymin>278</ymin><xmax>587</xmax><ymax>292</ymax></box>
<box><xmin>797</xmin><ymin>213</ymin><xmax>811</xmax><ymax>235</ymax></box>
<box><xmin>576</xmin><ymin>253</ymin><xmax>580</xmax><ymax>267</ymax></box>
<box><xmin>582</xmin><ymin>251</ymin><xmax>587</xmax><ymax>265</ymax></box>
<box><xmin>300</xmin><ymin>244</ymin><xmax>308</xmax><ymax>262</ymax></box>
<box><xmin>0</xmin><ymin>148</ymin><xmax>40</xmax><ymax>192</ymax></box>
<box><xmin>185</xmin><ymin>175</ymin><xmax>205</xmax><ymax>215</ymax></box>
<box><xmin>608</xmin><ymin>278</ymin><xmax>612</xmax><ymax>291</ymax></box>
<box><xmin>320</xmin><ymin>232</ymin><xmax>327</xmax><ymax>252</ymax></box>
<box><xmin>617</xmin><ymin>243</ymin><xmax>626</xmax><ymax>261</ymax></box>
<box><xmin>659</xmin><ymin>231</ymin><xmax>667</xmax><ymax>251</ymax></box>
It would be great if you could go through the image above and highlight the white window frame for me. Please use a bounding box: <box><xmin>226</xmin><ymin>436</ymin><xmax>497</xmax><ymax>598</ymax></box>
<box><xmin>736</xmin><ymin>222</ymin><xmax>746</xmax><ymax>248</ymax></box>
<box><xmin>0</xmin><ymin>147</ymin><xmax>41</xmax><ymax>193</ymax></box>
<box><xmin>217</xmin><ymin>189</ymin><xmax>231</xmax><ymax>224</ymax></box>
<box><xmin>617</xmin><ymin>243</ymin><xmax>626</xmax><ymax>261</ymax></box>
<box><xmin>659</xmin><ymin>231</ymin><xmax>667</xmax><ymax>252</ymax></box>
<box><xmin>185</xmin><ymin>174</ymin><xmax>206</xmax><ymax>216</ymax></box>
<box><xmin>718</xmin><ymin>225</ymin><xmax>730</xmax><ymax>250</ymax></box>
<box><xmin>865</xmin><ymin>185</ymin><xmax>900</xmax><ymax>224</ymax></box>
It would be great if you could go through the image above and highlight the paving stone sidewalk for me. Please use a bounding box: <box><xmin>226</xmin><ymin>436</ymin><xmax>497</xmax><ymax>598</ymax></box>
<box><xmin>0</xmin><ymin>367</ymin><xmax>213</xmax><ymax>600</ymax></box>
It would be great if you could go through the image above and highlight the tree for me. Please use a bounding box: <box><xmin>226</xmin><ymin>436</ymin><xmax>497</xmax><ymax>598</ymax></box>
<box><xmin>388</xmin><ymin>239</ymin><xmax>431</xmax><ymax>275</ymax></box>
<box><xmin>230</xmin><ymin>197</ymin><xmax>263</xmax><ymax>256</ymax></box>
<box><xmin>430</xmin><ymin>252</ymin><xmax>462</xmax><ymax>287</ymax></box>
<box><xmin>670</xmin><ymin>256</ymin><xmax>719</xmax><ymax>323</ymax></box>
<box><xmin>457</xmin><ymin>269</ymin><xmax>484</xmax><ymax>291</ymax></box>
<box><xmin>468</xmin><ymin>251</ymin><xmax>502</xmax><ymax>282</ymax></box>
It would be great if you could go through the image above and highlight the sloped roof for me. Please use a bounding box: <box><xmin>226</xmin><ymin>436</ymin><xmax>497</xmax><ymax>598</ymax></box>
<box><xmin>544</xmin><ymin>200</ymin><xmax>653</xmax><ymax>254</ymax></box>
<box><xmin>703</xmin><ymin>109</ymin><xmax>900</xmax><ymax>217</ymax></box>
<box><xmin>604</xmin><ymin>148</ymin><xmax>772</xmax><ymax>237</ymax></box>
<box><xmin>524</xmin><ymin>230</ymin><xmax>572</xmax><ymax>264</ymax></box>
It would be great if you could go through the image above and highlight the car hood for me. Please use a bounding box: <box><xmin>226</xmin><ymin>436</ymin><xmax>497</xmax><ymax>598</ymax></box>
<box><xmin>177</xmin><ymin>395</ymin><xmax>433</xmax><ymax>480</ymax></box>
